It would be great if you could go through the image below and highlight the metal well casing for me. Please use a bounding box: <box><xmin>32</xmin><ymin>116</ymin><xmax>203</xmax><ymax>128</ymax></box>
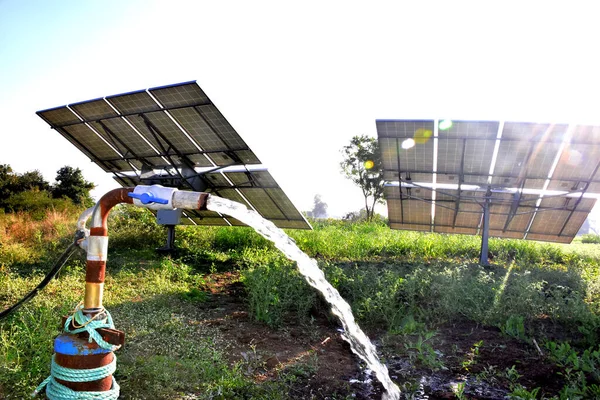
<box><xmin>53</xmin><ymin>334</ymin><xmax>114</xmax><ymax>392</ymax></box>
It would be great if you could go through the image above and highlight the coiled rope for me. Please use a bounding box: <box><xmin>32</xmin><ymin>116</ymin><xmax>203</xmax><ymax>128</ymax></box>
<box><xmin>33</xmin><ymin>304</ymin><xmax>121</xmax><ymax>399</ymax></box>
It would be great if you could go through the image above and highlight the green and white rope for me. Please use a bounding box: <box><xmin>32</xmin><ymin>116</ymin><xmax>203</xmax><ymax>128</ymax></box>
<box><xmin>33</xmin><ymin>356</ymin><xmax>119</xmax><ymax>399</ymax></box>
<box><xmin>63</xmin><ymin>306</ymin><xmax>121</xmax><ymax>352</ymax></box>
<box><xmin>50</xmin><ymin>354</ymin><xmax>116</xmax><ymax>382</ymax></box>
<box><xmin>33</xmin><ymin>305</ymin><xmax>121</xmax><ymax>399</ymax></box>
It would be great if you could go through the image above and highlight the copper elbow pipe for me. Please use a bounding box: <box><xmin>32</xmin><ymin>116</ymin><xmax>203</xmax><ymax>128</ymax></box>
<box><xmin>84</xmin><ymin>188</ymin><xmax>134</xmax><ymax>311</ymax></box>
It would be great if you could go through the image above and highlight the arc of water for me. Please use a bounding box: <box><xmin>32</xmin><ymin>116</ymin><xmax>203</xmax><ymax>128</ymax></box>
<box><xmin>206</xmin><ymin>196</ymin><xmax>401</xmax><ymax>400</ymax></box>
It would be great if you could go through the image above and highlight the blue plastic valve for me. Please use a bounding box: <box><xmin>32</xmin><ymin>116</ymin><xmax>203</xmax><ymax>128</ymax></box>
<box><xmin>128</xmin><ymin>192</ymin><xmax>169</xmax><ymax>205</ymax></box>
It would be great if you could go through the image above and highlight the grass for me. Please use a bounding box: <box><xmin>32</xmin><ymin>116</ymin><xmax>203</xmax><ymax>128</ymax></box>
<box><xmin>2</xmin><ymin>209</ymin><xmax>600</xmax><ymax>398</ymax></box>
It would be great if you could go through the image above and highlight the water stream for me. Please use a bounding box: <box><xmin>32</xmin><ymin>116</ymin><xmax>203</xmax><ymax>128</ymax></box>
<box><xmin>206</xmin><ymin>196</ymin><xmax>401</xmax><ymax>400</ymax></box>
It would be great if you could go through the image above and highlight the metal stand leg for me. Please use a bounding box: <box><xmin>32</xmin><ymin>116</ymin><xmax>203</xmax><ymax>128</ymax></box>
<box><xmin>479</xmin><ymin>197</ymin><xmax>490</xmax><ymax>266</ymax></box>
<box><xmin>157</xmin><ymin>225</ymin><xmax>176</xmax><ymax>254</ymax></box>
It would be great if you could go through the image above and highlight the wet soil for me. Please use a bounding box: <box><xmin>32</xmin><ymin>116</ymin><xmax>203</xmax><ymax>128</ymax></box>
<box><xmin>196</xmin><ymin>273</ymin><xmax>567</xmax><ymax>399</ymax></box>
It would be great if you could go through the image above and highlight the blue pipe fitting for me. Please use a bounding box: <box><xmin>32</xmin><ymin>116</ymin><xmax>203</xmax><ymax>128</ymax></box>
<box><xmin>128</xmin><ymin>192</ymin><xmax>169</xmax><ymax>205</ymax></box>
<box><xmin>54</xmin><ymin>334</ymin><xmax>112</xmax><ymax>356</ymax></box>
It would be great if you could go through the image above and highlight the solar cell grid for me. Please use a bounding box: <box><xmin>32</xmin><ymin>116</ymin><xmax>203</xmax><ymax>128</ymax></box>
<box><xmin>505</xmin><ymin>212</ymin><xmax>532</xmax><ymax>232</ymax></box>
<box><xmin>379</xmin><ymin>137</ymin><xmax>399</xmax><ymax>174</ymax></box>
<box><xmin>463</xmin><ymin>139</ymin><xmax>496</xmax><ymax>175</ymax></box>
<box><xmin>94</xmin><ymin>118</ymin><xmax>161</xmax><ymax>158</ymax></box>
<box><xmin>376</xmin><ymin>120</ymin><xmax>435</xmax><ymax>139</ymax></box>
<box><xmin>38</xmin><ymin>106</ymin><xmax>81</xmax><ymax>126</ymax></box>
<box><xmin>546</xmin><ymin>180</ymin><xmax>587</xmax><ymax>191</ymax></box>
<box><xmin>149</xmin><ymin>82</ymin><xmax>209</xmax><ymax>108</ymax></box>
<box><xmin>552</xmin><ymin>144</ymin><xmax>600</xmax><ymax>181</ymax></box>
<box><xmin>570</xmin><ymin>125</ymin><xmax>600</xmax><ymax>144</ymax></box>
<box><xmin>493</xmin><ymin>140</ymin><xmax>531</xmax><ymax>178</ymax></box>
<box><xmin>455</xmin><ymin>211</ymin><xmax>482</xmax><ymax>228</ymax></box>
<box><xmin>70</xmin><ymin>99</ymin><xmax>118</xmax><ymax>121</ymax></box>
<box><xmin>501</xmin><ymin>122</ymin><xmax>567</xmax><ymax>142</ymax></box>
<box><xmin>168</xmin><ymin>108</ymin><xmax>227</xmax><ymax>151</ymax></box>
<box><xmin>61</xmin><ymin>124</ymin><xmax>120</xmax><ymax>160</ymax></box>
<box><xmin>106</xmin><ymin>91</ymin><xmax>161</xmax><ymax>114</ymax></box>
<box><xmin>526</xmin><ymin>233</ymin><xmax>572</xmax><ymax>244</ymax></box>
<box><xmin>196</xmin><ymin>104</ymin><xmax>248</xmax><ymax>149</ymax></box>
<box><xmin>489</xmin><ymin>230</ymin><xmax>524</xmax><ymax>239</ymax></box>
<box><xmin>489</xmin><ymin>214</ymin><xmax>509</xmax><ymax>230</ymax></box>
<box><xmin>225</xmin><ymin>171</ymin><xmax>277</xmax><ymax>187</ymax></box>
<box><xmin>401</xmin><ymin>200</ymin><xmax>431</xmax><ymax>225</ymax></box>
<box><xmin>527</xmin><ymin>142</ymin><xmax>561</xmax><ymax>179</ymax></box>
<box><xmin>434</xmin><ymin>206</ymin><xmax>455</xmax><ymax>226</ymax></box>
<box><xmin>436</xmin><ymin>139</ymin><xmax>462</xmax><ymax>174</ymax></box>
<box><xmin>529</xmin><ymin>210</ymin><xmax>570</xmax><ymax>235</ymax></box>
<box><xmin>210</xmin><ymin>188</ymin><xmax>249</xmax><ymax>207</ymax></box>
<box><xmin>560</xmin><ymin>211</ymin><xmax>589</xmax><ymax>236</ymax></box>
<box><xmin>238</xmin><ymin>188</ymin><xmax>286</xmax><ymax>220</ymax></box>
<box><xmin>37</xmin><ymin>81</ymin><xmax>310</xmax><ymax>230</ymax></box>
<box><xmin>434</xmin><ymin>226</ymin><xmax>477</xmax><ymax>234</ymax></box>
<box><xmin>265</xmin><ymin>188</ymin><xmax>306</xmax><ymax>219</ymax></box>
<box><xmin>438</xmin><ymin>120</ymin><xmax>498</xmax><ymax>139</ymax></box>
<box><xmin>397</xmin><ymin>140</ymin><xmax>434</xmax><ymax>173</ymax></box>
<box><xmin>143</xmin><ymin>111</ymin><xmax>202</xmax><ymax>154</ymax></box>
<box><xmin>588</xmin><ymin>182</ymin><xmax>600</xmax><ymax>193</ymax></box>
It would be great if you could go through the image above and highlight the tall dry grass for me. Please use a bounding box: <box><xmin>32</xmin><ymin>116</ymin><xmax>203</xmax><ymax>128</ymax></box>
<box><xmin>0</xmin><ymin>209</ymin><xmax>78</xmax><ymax>267</ymax></box>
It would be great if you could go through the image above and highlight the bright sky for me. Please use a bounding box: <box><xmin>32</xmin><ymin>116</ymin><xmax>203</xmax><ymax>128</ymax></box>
<box><xmin>1</xmin><ymin>1</ymin><xmax>599</xmax><ymax>218</ymax></box>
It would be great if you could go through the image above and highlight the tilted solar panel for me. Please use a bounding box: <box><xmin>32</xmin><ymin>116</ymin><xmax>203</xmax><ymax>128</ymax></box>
<box><xmin>377</xmin><ymin>119</ymin><xmax>600</xmax><ymax>246</ymax></box>
<box><xmin>38</xmin><ymin>81</ymin><xmax>310</xmax><ymax>230</ymax></box>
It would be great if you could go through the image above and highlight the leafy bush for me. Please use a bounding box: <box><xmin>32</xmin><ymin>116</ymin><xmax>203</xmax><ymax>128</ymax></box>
<box><xmin>3</xmin><ymin>190</ymin><xmax>76</xmax><ymax>220</ymax></box>
<box><xmin>108</xmin><ymin>205</ymin><xmax>165</xmax><ymax>249</ymax></box>
<box><xmin>582</xmin><ymin>234</ymin><xmax>600</xmax><ymax>244</ymax></box>
<box><xmin>240</xmin><ymin>250</ymin><xmax>316</xmax><ymax>327</ymax></box>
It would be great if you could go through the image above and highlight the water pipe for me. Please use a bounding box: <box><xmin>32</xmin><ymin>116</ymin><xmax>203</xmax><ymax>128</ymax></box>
<box><xmin>35</xmin><ymin>185</ymin><xmax>210</xmax><ymax>399</ymax></box>
<box><xmin>34</xmin><ymin>189</ymin><xmax>133</xmax><ymax>399</ymax></box>
<box><xmin>83</xmin><ymin>188</ymin><xmax>134</xmax><ymax>312</ymax></box>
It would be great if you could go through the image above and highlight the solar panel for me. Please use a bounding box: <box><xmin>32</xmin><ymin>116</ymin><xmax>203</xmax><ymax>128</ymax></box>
<box><xmin>378</xmin><ymin>119</ymin><xmax>600</xmax><ymax>246</ymax></box>
<box><xmin>38</xmin><ymin>81</ymin><xmax>310</xmax><ymax>230</ymax></box>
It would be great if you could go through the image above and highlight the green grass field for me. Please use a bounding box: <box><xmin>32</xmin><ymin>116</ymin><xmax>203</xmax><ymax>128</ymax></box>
<box><xmin>2</xmin><ymin>208</ymin><xmax>600</xmax><ymax>399</ymax></box>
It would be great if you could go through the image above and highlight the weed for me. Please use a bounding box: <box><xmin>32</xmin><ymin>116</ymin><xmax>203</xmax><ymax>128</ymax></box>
<box><xmin>462</xmin><ymin>340</ymin><xmax>483</xmax><ymax>372</ymax></box>
<box><xmin>404</xmin><ymin>331</ymin><xmax>445</xmax><ymax>371</ymax></box>
<box><xmin>452</xmin><ymin>382</ymin><xmax>467</xmax><ymax>400</ymax></box>
<box><xmin>181</xmin><ymin>287</ymin><xmax>209</xmax><ymax>303</ymax></box>
<box><xmin>508</xmin><ymin>385</ymin><xmax>540</xmax><ymax>399</ymax></box>
<box><xmin>504</xmin><ymin>365</ymin><xmax>522</xmax><ymax>386</ymax></box>
<box><xmin>501</xmin><ymin>315</ymin><xmax>527</xmax><ymax>341</ymax></box>
<box><xmin>241</xmin><ymin>260</ymin><xmax>316</xmax><ymax>327</ymax></box>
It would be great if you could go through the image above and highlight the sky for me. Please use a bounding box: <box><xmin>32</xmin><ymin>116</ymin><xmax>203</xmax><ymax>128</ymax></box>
<box><xmin>1</xmin><ymin>1</ymin><xmax>599</xmax><ymax>219</ymax></box>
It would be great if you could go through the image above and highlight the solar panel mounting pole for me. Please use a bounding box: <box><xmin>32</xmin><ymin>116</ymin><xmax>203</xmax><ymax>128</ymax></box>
<box><xmin>479</xmin><ymin>189</ymin><xmax>491</xmax><ymax>266</ymax></box>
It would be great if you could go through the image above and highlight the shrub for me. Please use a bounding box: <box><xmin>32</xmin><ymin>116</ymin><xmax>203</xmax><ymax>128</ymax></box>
<box><xmin>582</xmin><ymin>234</ymin><xmax>600</xmax><ymax>244</ymax></box>
<box><xmin>241</xmin><ymin>251</ymin><xmax>316</xmax><ymax>327</ymax></box>
<box><xmin>108</xmin><ymin>205</ymin><xmax>164</xmax><ymax>249</ymax></box>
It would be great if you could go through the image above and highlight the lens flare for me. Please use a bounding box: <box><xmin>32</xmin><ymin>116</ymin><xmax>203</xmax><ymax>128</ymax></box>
<box><xmin>439</xmin><ymin>119</ymin><xmax>453</xmax><ymax>130</ymax></box>
<box><xmin>413</xmin><ymin>128</ymin><xmax>432</xmax><ymax>144</ymax></box>
<box><xmin>364</xmin><ymin>160</ymin><xmax>375</xmax><ymax>170</ymax></box>
<box><xmin>401</xmin><ymin>138</ymin><xmax>416</xmax><ymax>149</ymax></box>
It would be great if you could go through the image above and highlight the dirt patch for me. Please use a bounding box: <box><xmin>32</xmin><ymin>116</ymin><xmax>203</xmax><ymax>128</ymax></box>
<box><xmin>194</xmin><ymin>274</ymin><xmax>568</xmax><ymax>399</ymax></box>
<box><xmin>196</xmin><ymin>273</ymin><xmax>366</xmax><ymax>398</ymax></box>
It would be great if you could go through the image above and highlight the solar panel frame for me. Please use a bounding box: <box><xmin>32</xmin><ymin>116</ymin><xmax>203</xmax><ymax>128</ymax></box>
<box><xmin>377</xmin><ymin>119</ymin><xmax>600</xmax><ymax>245</ymax></box>
<box><xmin>38</xmin><ymin>81</ymin><xmax>310</xmax><ymax>230</ymax></box>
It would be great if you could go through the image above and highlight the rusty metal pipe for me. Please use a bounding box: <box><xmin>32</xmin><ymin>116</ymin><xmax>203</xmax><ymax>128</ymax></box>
<box><xmin>83</xmin><ymin>188</ymin><xmax>134</xmax><ymax>312</ymax></box>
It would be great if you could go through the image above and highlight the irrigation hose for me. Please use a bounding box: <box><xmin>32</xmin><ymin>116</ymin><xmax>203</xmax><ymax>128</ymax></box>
<box><xmin>0</xmin><ymin>233</ymin><xmax>82</xmax><ymax>321</ymax></box>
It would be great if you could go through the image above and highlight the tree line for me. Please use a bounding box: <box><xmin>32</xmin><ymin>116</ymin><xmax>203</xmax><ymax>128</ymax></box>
<box><xmin>0</xmin><ymin>164</ymin><xmax>94</xmax><ymax>215</ymax></box>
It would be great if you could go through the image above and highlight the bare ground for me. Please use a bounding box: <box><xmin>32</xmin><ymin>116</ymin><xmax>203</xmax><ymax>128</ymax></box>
<box><xmin>194</xmin><ymin>273</ymin><xmax>568</xmax><ymax>399</ymax></box>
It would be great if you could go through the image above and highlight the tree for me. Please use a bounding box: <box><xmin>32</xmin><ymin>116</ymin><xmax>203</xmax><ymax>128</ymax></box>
<box><xmin>311</xmin><ymin>194</ymin><xmax>328</xmax><ymax>218</ymax></box>
<box><xmin>0</xmin><ymin>164</ymin><xmax>17</xmax><ymax>203</ymax></box>
<box><xmin>15</xmin><ymin>170</ymin><xmax>50</xmax><ymax>192</ymax></box>
<box><xmin>340</xmin><ymin>135</ymin><xmax>385</xmax><ymax>221</ymax></box>
<box><xmin>52</xmin><ymin>166</ymin><xmax>95</xmax><ymax>205</ymax></box>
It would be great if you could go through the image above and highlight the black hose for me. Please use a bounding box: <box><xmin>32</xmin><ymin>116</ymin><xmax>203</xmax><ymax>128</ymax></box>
<box><xmin>0</xmin><ymin>241</ymin><xmax>80</xmax><ymax>321</ymax></box>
